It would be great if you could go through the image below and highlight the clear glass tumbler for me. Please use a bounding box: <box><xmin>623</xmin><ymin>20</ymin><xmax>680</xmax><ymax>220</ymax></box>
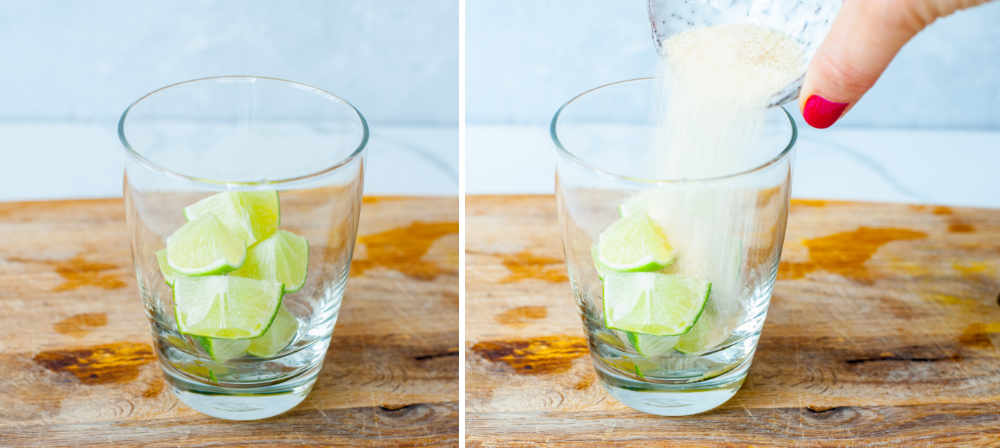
<box><xmin>120</xmin><ymin>76</ymin><xmax>368</xmax><ymax>420</ymax></box>
<box><xmin>551</xmin><ymin>78</ymin><xmax>794</xmax><ymax>416</ymax></box>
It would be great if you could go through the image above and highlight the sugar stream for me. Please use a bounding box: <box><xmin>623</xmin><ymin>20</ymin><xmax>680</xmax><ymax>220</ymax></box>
<box><xmin>646</xmin><ymin>24</ymin><xmax>803</xmax><ymax>343</ymax></box>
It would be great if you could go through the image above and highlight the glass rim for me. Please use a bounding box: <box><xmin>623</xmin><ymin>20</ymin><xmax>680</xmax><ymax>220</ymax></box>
<box><xmin>550</xmin><ymin>77</ymin><xmax>797</xmax><ymax>185</ymax></box>
<box><xmin>117</xmin><ymin>75</ymin><xmax>370</xmax><ymax>187</ymax></box>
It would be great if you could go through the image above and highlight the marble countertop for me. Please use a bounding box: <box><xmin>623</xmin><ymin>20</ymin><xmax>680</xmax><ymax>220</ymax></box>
<box><xmin>1</xmin><ymin>124</ymin><xmax>457</xmax><ymax>201</ymax></box>
<box><xmin>5</xmin><ymin>122</ymin><xmax>998</xmax><ymax>208</ymax></box>
<box><xmin>468</xmin><ymin>124</ymin><xmax>1000</xmax><ymax>208</ymax></box>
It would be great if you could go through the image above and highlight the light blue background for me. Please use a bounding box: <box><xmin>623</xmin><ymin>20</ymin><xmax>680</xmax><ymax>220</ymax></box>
<box><xmin>0</xmin><ymin>1</ymin><xmax>457</xmax><ymax>126</ymax></box>
<box><xmin>0</xmin><ymin>1</ymin><xmax>458</xmax><ymax>199</ymax></box>
<box><xmin>468</xmin><ymin>0</ymin><xmax>1000</xmax><ymax>128</ymax></box>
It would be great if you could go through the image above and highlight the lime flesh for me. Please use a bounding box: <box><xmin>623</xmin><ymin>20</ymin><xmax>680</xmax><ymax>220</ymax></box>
<box><xmin>603</xmin><ymin>272</ymin><xmax>710</xmax><ymax>336</ymax></box>
<box><xmin>596</xmin><ymin>214</ymin><xmax>675</xmax><ymax>272</ymax></box>
<box><xmin>231</xmin><ymin>230</ymin><xmax>309</xmax><ymax>293</ymax></box>
<box><xmin>155</xmin><ymin>249</ymin><xmax>182</xmax><ymax>286</ymax></box>
<box><xmin>591</xmin><ymin>245</ymin><xmax>614</xmax><ymax>279</ymax></box>
<box><xmin>183</xmin><ymin>190</ymin><xmax>280</xmax><ymax>247</ymax></box>
<box><xmin>626</xmin><ymin>331</ymin><xmax>680</xmax><ymax>357</ymax></box>
<box><xmin>174</xmin><ymin>276</ymin><xmax>284</xmax><ymax>339</ymax></box>
<box><xmin>675</xmin><ymin>303</ymin><xmax>732</xmax><ymax>354</ymax></box>
<box><xmin>194</xmin><ymin>336</ymin><xmax>250</xmax><ymax>362</ymax></box>
<box><xmin>247</xmin><ymin>305</ymin><xmax>299</xmax><ymax>357</ymax></box>
<box><xmin>166</xmin><ymin>214</ymin><xmax>247</xmax><ymax>276</ymax></box>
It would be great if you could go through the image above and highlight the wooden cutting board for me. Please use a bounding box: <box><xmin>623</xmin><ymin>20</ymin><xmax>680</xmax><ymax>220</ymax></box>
<box><xmin>0</xmin><ymin>195</ymin><xmax>458</xmax><ymax>447</ymax></box>
<box><xmin>466</xmin><ymin>195</ymin><xmax>1000</xmax><ymax>447</ymax></box>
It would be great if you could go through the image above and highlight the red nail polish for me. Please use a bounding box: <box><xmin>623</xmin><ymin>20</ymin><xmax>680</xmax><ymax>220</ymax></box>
<box><xmin>802</xmin><ymin>95</ymin><xmax>848</xmax><ymax>129</ymax></box>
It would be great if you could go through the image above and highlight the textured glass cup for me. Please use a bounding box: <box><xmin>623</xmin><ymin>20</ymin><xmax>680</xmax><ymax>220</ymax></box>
<box><xmin>552</xmin><ymin>78</ymin><xmax>794</xmax><ymax>415</ymax></box>
<box><xmin>649</xmin><ymin>0</ymin><xmax>839</xmax><ymax>106</ymax></box>
<box><xmin>120</xmin><ymin>76</ymin><xmax>368</xmax><ymax>420</ymax></box>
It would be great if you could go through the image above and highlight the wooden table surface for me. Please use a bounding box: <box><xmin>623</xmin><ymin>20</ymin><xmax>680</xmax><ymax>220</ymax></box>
<box><xmin>466</xmin><ymin>195</ymin><xmax>1000</xmax><ymax>447</ymax></box>
<box><xmin>0</xmin><ymin>195</ymin><xmax>459</xmax><ymax>447</ymax></box>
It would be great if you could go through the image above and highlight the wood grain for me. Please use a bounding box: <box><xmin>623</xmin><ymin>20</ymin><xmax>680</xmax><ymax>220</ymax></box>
<box><xmin>466</xmin><ymin>195</ymin><xmax>1000</xmax><ymax>447</ymax></box>
<box><xmin>0</xmin><ymin>196</ymin><xmax>458</xmax><ymax>447</ymax></box>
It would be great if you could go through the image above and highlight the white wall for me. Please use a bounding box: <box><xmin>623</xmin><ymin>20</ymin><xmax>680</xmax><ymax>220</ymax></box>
<box><xmin>0</xmin><ymin>1</ymin><xmax>458</xmax><ymax>199</ymax></box>
<box><xmin>1</xmin><ymin>1</ymin><xmax>457</xmax><ymax>126</ymax></box>
<box><xmin>468</xmin><ymin>0</ymin><xmax>1000</xmax><ymax>129</ymax></box>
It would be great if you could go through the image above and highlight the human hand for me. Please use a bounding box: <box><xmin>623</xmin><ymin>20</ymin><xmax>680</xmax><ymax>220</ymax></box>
<box><xmin>800</xmin><ymin>0</ymin><xmax>993</xmax><ymax>128</ymax></box>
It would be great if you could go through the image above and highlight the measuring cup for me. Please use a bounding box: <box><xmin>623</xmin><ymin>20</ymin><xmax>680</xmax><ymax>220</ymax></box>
<box><xmin>649</xmin><ymin>0</ymin><xmax>841</xmax><ymax>106</ymax></box>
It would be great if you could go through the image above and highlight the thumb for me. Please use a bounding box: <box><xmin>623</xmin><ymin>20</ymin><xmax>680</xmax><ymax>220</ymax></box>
<box><xmin>799</xmin><ymin>0</ymin><xmax>990</xmax><ymax>129</ymax></box>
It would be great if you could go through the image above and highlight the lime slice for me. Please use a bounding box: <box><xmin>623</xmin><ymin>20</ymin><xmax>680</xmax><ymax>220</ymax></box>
<box><xmin>603</xmin><ymin>272</ymin><xmax>710</xmax><ymax>336</ymax></box>
<box><xmin>591</xmin><ymin>245</ymin><xmax>614</xmax><ymax>279</ymax></box>
<box><xmin>166</xmin><ymin>214</ymin><xmax>247</xmax><ymax>275</ymax></box>
<box><xmin>675</xmin><ymin>304</ymin><xmax>732</xmax><ymax>354</ymax></box>
<box><xmin>597</xmin><ymin>214</ymin><xmax>675</xmax><ymax>272</ymax></box>
<box><xmin>632</xmin><ymin>357</ymin><xmax>664</xmax><ymax>379</ymax></box>
<box><xmin>174</xmin><ymin>276</ymin><xmax>284</xmax><ymax>339</ymax></box>
<box><xmin>231</xmin><ymin>230</ymin><xmax>309</xmax><ymax>293</ymax></box>
<box><xmin>194</xmin><ymin>336</ymin><xmax>250</xmax><ymax>362</ymax></box>
<box><xmin>604</xmin><ymin>356</ymin><xmax>660</xmax><ymax>380</ymax></box>
<box><xmin>155</xmin><ymin>249</ymin><xmax>183</xmax><ymax>286</ymax></box>
<box><xmin>626</xmin><ymin>331</ymin><xmax>679</xmax><ymax>357</ymax></box>
<box><xmin>184</xmin><ymin>190</ymin><xmax>280</xmax><ymax>246</ymax></box>
<box><xmin>248</xmin><ymin>305</ymin><xmax>299</xmax><ymax>357</ymax></box>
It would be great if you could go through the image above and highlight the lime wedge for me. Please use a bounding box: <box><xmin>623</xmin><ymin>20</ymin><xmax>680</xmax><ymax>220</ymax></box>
<box><xmin>174</xmin><ymin>276</ymin><xmax>284</xmax><ymax>339</ymax></box>
<box><xmin>194</xmin><ymin>335</ymin><xmax>250</xmax><ymax>362</ymax></box>
<box><xmin>603</xmin><ymin>272</ymin><xmax>710</xmax><ymax>336</ymax></box>
<box><xmin>155</xmin><ymin>249</ymin><xmax>182</xmax><ymax>286</ymax></box>
<box><xmin>183</xmin><ymin>190</ymin><xmax>280</xmax><ymax>246</ymax></box>
<box><xmin>596</xmin><ymin>214</ymin><xmax>675</xmax><ymax>272</ymax></box>
<box><xmin>675</xmin><ymin>304</ymin><xmax>731</xmax><ymax>354</ymax></box>
<box><xmin>248</xmin><ymin>305</ymin><xmax>298</xmax><ymax>357</ymax></box>
<box><xmin>166</xmin><ymin>214</ymin><xmax>247</xmax><ymax>275</ymax></box>
<box><xmin>604</xmin><ymin>356</ymin><xmax>660</xmax><ymax>380</ymax></box>
<box><xmin>231</xmin><ymin>230</ymin><xmax>309</xmax><ymax>293</ymax></box>
<box><xmin>591</xmin><ymin>245</ymin><xmax>614</xmax><ymax>279</ymax></box>
<box><xmin>626</xmin><ymin>331</ymin><xmax>679</xmax><ymax>357</ymax></box>
<box><xmin>632</xmin><ymin>357</ymin><xmax>663</xmax><ymax>379</ymax></box>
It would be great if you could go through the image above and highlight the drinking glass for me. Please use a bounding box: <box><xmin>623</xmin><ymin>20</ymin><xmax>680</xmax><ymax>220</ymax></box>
<box><xmin>551</xmin><ymin>78</ymin><xmax>794</xmax><ymax>415</ymax></box>
<box><xmin>120</xmin><ymin>76</ymin><xmax>368</xmax><ymax>420</ymax></box>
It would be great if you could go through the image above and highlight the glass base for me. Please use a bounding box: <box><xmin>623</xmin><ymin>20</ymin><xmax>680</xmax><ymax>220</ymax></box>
<box><xmin>162</xmin><ymin>361</ymin><xmax>322</xmax><ymax>420</ymax></box>
<box><xmin>595</xmin><ymin>354</ymin><xmax>751</xmax><ymax>416</ymax></box>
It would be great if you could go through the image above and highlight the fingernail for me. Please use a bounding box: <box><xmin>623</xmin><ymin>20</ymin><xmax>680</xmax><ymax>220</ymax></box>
<box><xmin>802</xmin><ymin>95</ymin><xmax>849</xmax><ymax>129</ymax></box>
